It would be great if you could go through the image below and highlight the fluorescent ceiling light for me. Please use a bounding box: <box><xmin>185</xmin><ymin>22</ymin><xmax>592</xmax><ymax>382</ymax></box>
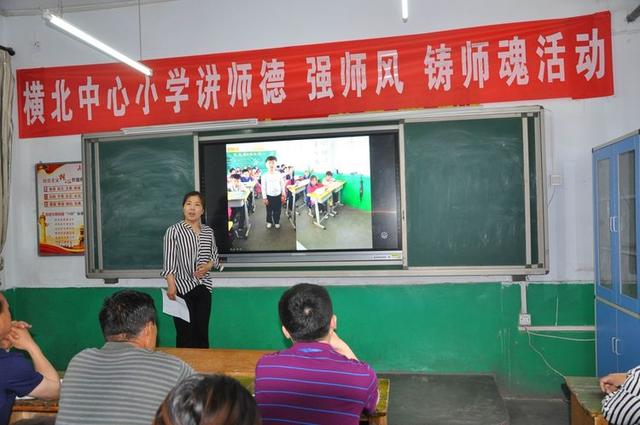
<box><xmin>121</xmin><ymin>119</ymin><xmax>259</xmax><ymax>135</ymax></box>
<box><xmin>42</xmin><ymin>10</ymin><xmax>153</xmax><ymax>77</ymax></box>
<box><xmin>401</xmin><ymin>0</ymin><xmax>408</xmax><ymax>22</ymax></box>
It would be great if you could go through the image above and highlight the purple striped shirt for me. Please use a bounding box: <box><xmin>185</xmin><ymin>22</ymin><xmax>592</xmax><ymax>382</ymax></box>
<box><xmin>255</xmin><ymin>341</ymin><xmax>378</xmax><ymax>425</ymax></box>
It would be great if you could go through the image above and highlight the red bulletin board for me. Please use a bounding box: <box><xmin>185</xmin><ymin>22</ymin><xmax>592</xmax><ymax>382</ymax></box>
<box><xmin>36</xmin><ymin>162</ymin><xmax>84</xmax><ymax>255</ymax></box>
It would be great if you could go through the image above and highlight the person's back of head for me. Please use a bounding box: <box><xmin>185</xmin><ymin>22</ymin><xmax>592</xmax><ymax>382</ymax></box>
<box><xmin>154</xmin><ymin>374</ymin><xmax>260</xmax><ymax>425</ymax></box>
<box><xmin>278</xmin><ymin>283</ymin><xmax>333</xmax><ymax>342</ymax></box>
<box><xmin>99</xmin><ymin>290</ymin><xmax>157</xmax><ymax>342</ymax></box>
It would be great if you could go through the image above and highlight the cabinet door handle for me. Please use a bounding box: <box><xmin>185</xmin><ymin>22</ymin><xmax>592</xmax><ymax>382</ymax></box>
<box><xmin>609</xmin><ymin>217</ymin><xmax>613</xmax><ymax>232</ymax></box>
<box><xmin>614</xmin><ymin>337</ymin><xmax>621</xmax><ymax>355</ymax></box>
<box><xmin>611</xmin><ymin>337</ymin><xmax>616</xmax><ymax>353</ymax></box>
<box><xmin>612</xmin><ymin>216</ymin><xmax>618</xmax><ymax>233</ymax></box>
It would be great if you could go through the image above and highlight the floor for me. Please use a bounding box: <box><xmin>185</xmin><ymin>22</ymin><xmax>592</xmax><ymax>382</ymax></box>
<box><xmin>378</xmin><ymin>373</ymin><xmax>570</xmax><ymax>425</ymax></box>
<box><xmin>295</xmin><ymin>203</ymin><xmax>372</xmax><ymax>250</ymax></box>
<box><xmin>229</xmin><ymin>196</ymin><xmax>372</xmax><ymax>252</ymax></box>
<box><xmin>505</xmin><ymin>398</ymin><xmax>569</xmax><ymax>425</ymax></box>
<box><xmin>230</xmin><ymin>197</ymin><xmax>297</xmax><ymax>251</ymax></box>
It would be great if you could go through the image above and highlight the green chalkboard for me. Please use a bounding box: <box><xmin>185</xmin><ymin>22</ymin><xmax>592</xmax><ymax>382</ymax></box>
<box><xmin>97</xmin><ymin>136</ymin><xmax>194</xmax><ymax>270</ymax></box>
<box><xmin>85</xmin><ymin>113</ymin><xmax>542</xmax><ymax>276</ymax></box>
<box><xmin>227</xmin><ymin>150</ymin><xmax>276</xmax><ymax>174</ymax></box>
<box><xmin>405</xmin><ymin>118</ymin><xmax>534</xmax><ymax>267</ymax></box>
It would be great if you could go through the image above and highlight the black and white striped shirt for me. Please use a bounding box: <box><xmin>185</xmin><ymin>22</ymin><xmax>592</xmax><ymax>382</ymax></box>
<box><xmin>162</xmin><ymin>221</ymin><xmax>219</xmax><ymax>295</ymax></box>
<box><xmin>603</xmin><ymin>366</ymin><xmax>640</xmax><ymax>425</ymax></box>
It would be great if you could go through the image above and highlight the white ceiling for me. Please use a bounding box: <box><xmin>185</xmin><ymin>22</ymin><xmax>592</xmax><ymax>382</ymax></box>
<box><xmin>0</xmin><ymin>0</ymin><xmax>172</xmax><ymax>16</ymax></box>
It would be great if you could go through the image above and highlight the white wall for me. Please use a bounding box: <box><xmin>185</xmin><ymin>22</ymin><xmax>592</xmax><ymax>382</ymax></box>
<box><xmin>0</xmin><ymin>15</ymin><xmax>6</xmax><ymax>45</ymax></box>
<box><xmin>3</xmin><ymin>0</ymin><xmax>640</xmax><ymax>288</ymax></box>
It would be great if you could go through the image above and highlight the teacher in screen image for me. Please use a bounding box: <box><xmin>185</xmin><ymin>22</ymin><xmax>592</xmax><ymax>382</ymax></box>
<box><xmin>162</xmin><ymin>191</ymin><xmax>220</xmax><ymax>348</ymax></box>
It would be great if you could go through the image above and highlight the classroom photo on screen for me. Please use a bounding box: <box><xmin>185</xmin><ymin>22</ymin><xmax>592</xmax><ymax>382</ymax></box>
<box><xmin>223</xmin><ymin>136</ymin><xmax>374</xmax><ymax>252</ymax></box>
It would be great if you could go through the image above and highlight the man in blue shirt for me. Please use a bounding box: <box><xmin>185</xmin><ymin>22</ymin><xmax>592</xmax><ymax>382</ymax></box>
<box><xmin>0</xmin><ymin>292</ymin><xmax>59</xmax><ymax>424</ymax></box>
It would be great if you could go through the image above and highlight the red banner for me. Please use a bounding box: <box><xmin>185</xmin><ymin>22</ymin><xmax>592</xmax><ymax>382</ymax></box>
<box><xmin>17</xmin><ymin>11</ymin><xmax>613</xmax><ymax>139</ymax></box>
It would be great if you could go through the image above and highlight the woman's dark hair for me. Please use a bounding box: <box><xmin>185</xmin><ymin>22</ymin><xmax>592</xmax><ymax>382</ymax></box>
<box><xmin>182</xmin><ymin>191</ymin><xmax>205</xmax><ymax>208</ymax></box>
<box><xmin>154</xmin><ymin>374</ymin><xmax>260</xmax><ymax>425</ymax></box>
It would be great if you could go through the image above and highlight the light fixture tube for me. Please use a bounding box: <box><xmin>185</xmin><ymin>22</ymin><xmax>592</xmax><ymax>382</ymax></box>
<box><xmin>121</xmin><ymin>119</ymin><xmax>259</xmax><ymax>135</ymax></box>
<box><xmin>401</xmin><ymin>0</ymin><xmax>409</xmax><ymax>22</ymax></box>
<box><xmin>42</xmin><ymin>10</ymin><xmax>153</xmax><ymax>76</ymax></box>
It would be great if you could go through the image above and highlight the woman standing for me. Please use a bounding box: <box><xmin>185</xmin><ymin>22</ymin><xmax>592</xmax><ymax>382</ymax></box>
<box><xmin>162</xmin><ymin>191</ymin><xmax>220</xmax><ymax>348</ymax></box>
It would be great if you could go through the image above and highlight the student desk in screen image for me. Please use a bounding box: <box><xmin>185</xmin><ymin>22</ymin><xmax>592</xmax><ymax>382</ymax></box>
<box><xmin>242</xmin><ymin>180</ymin><xmax>257</xmax><ymax>209</ymax></box>
<box><xmin>228</xmin><ymin>189</ymin><xmax>252</xmax><ymax>238</ymax></box>
<box><xmin>308</xmin><ymin>180</ymin><xmax>345</xmax><ymax>230</ymax></box>
<box><xmin>326</xmin><ymin>180</ymin><xmax>345</xmax><ymax>211</ymax></box>
<box><xmin>285</xmin><ymin>179</ymin><xmax>309</xmax><ymax>229</ymax></box>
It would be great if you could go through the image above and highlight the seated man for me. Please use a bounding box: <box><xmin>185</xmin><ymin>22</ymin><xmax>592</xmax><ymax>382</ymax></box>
<box><xmin>56</xmin><ymin>290</ymin><xmax>194</xmax><ymax>425</ymax></box>
<box><xmin>255</xmin><ymin>283</ymin><xmax>378</xmax><ymax>425</ymax></box>
<box><xmin>0</xmin><ymin>292</ymin><xmax>59</xmax><ymax>425</ymax></box>
<box><xmin>600</xmin><ymin>366</ymin><xmax>640</xmax><ymax>425</ymax></box>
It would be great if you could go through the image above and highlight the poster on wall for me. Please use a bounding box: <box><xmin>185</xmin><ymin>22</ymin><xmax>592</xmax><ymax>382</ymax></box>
<box><xmin>35</xmin><ymin>162</ymin><xmax>84</xmax><ymax>256</ymax></box>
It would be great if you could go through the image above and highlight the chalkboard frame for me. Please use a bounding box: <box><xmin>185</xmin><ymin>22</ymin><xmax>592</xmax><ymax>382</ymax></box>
<box><xmin>83</xmin><ymin>132</ymin><xmax>198</xmax><ymax>278</ymax></box>
<box><xmin>402</xmin><ymin>108</ymin><xmax>547</xmax><ymax>275</ymax></box>
<box><xmin>82</xmin><ymin>105</ymin><xmax>547</xmax><ymax>279</ymax></box>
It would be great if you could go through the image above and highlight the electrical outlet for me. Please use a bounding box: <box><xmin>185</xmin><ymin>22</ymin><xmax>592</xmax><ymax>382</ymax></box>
<box><xmin>519</xmin><ymin>313</ymin><xmax>531</xmax><ymax>327</ymax></box>
<box><xmin>550</xmin><ymin>174</ymin><xmax>563</xmax><ymax>186</ymax></box>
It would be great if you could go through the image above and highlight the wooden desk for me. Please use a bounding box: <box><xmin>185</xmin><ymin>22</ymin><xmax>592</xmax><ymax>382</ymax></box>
<box><xmin>157</xmin><ymin>347</ymin><xmax>271</xmax><ymax>376</ymax></box>
<box><xmin>325</xmin><ymin>180</ymin><xmax>345</xmax><ymax>210</ymax></box>
<box><xmin>227</xmin><ymin>190</ymin><xmax>252</xmax><ymax>237</ymax></box>
<box><xmin>308</xmin><ymin>180</ymin><xmax>345</xmax><ymax>229</ymax></box>
<box><xmin>308</xmin><ymin>188</ymin><xmax>334</xmax><ymax>229</ymax></box>
<box><xmin>11</xmin><ymin>398</ymin><xmax>58</xmax><ymax>423</ymax></box>
<box><xmin>285</xmin><ymin>180</ymin><xmax>309</xmax><ymax>229</ymax></box>
<box><xmin>162</xmin><ymin>347</ymin><xmax>388</xmax><ymax>425</ymax></box>
<box><xmin>242</xmin><ymin>180</ymin><xmax>257</xmax><ymax>190</ymax></box>
<box><xmin>565</xmin><ymin>376</ymin><xmax>609</xmax><ymax>425</ymax></box>
<box><xmin>242</xmin><ymin>181</ymin><xmax>256</xmax><ymax>211</ymax></box>
<box><xmin>13</xmin><ymin>348</ymin><xmax>388</xmax><ymax>425</ymax></box>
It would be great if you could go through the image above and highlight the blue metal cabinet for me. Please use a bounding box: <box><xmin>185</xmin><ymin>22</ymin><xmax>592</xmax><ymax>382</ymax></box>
<box><xmin>617</xmin><ymin>308</ymin><xmax>640</xmax><ymax>372</ymax></box>
<box><xmin>593</xmin><ymin>130</ymin><xmax>640</xmax><ymax>375</ymax></box>
<box><xmin>593</xmin><ymin>144</ymin><xmax>617</xmax><ymax>304</ymax></box>
<box><xmin>595</xmin><ymin>301</ymin><xmax>618</xmax><ymax>375</ymax></box>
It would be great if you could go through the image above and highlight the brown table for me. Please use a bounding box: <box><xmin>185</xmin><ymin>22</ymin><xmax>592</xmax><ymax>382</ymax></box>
<box><xmin>10</xmin><ymin>398</ymin><xmax>58</xmax><ymax>423</ymax></box>
<box><xmin>565</xmin><ymin>376</ymin><xmax>609</xmax><ymax>425</ymax></box>
<box><xmin>13</xmin><ymin>347</ymin><xmax>389</xmax><ymax>425</ymax></box>
<box><xmin>157</xmin><ymin>347</ymin><xmax>272</xmax><ymax>376</ymax></box>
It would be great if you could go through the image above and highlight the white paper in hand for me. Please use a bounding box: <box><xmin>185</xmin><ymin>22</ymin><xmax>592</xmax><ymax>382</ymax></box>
<box><xmin>161</xmin><ymin>289</ymin><xmax>190</xmax><ymax>323</ymax></box>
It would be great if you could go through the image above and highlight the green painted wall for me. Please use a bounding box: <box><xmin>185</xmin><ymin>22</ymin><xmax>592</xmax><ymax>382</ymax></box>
<box><xmin>5</xmin><ymin>283</ymin><xmax>594</xmax><ymax>397</ymax></box>
<box><xmin>307</xmin><ymin>172</ymin><xmax>371</xmax><ymax>211</ymax></box>
<box><xmin>334</xmin><ymin>173</ymin><xmax>371</xmax><ymax>211</ymax></box>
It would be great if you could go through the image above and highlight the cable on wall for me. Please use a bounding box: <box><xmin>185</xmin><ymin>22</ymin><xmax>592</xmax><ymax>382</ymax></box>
<box><xmin>526</xmin><ymin>329</ymin><xmax>595</xmax><ymax>380</ymax></box>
